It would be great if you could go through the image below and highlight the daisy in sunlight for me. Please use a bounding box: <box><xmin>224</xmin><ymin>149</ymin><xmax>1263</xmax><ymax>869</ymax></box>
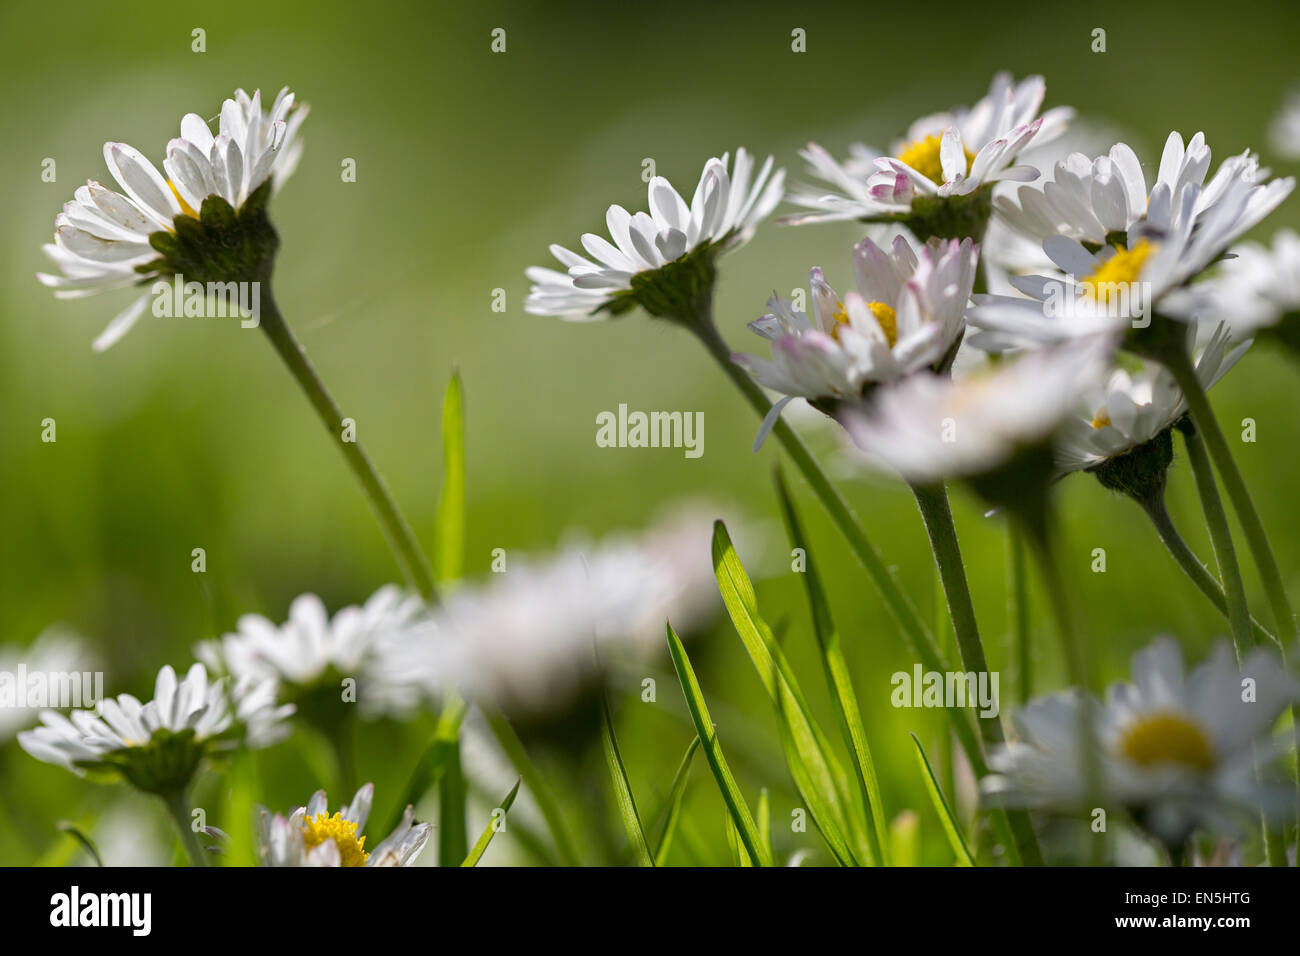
<box><xmin>258</xmin><ymin>783</ymin><xmax>431</xmax><ymax>867</ymax></box>
<box><xmin>35</xmin><ymin>87</ymin><xmax>307</xmax><ymax>350</ymax></box>
<box><xmin>524</xmin><ymin>148</ymin><xmax>784</xmax><ymax>321</ymax></box>
<box><xmin>732</xmin><ymin>235</ymin><xmax>977</xmax><ymax>448</ymax></box>
<box><xmin>985</xmin><ymin>637</ymin><xmax>1298</xmax><ymax>849</ymax></box>
<box><xmin>785</xmin><ymin>73</ymin><xmax>1071</xmax><ymax>239</ymax></box>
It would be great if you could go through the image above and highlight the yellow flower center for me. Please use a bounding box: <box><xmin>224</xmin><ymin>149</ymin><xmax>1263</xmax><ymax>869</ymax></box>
<box><xmin>896</xmin><ymin>134</ymin><xmax>975</xmax><ymax>185</ymax></box>
<box><xmin>1119</xmin><ymin>711</ymin><xmax>1215</xmax><ymax>772</ymax></box>
<box><xmin>168</xmin><ymin>181</ymin><xmax>200</xmax><ymax>220</ymax></box>
<box><xmin>830</xmin><ymin>300</ymin><xmax>898</xmax><ymax>347</ymax></box>
<box><xmin>301</xmin><ymin>812</ymin><xmax>369</xmax><ymax>867</ymax></box>
<box><xmin>1081</xmin><ymin>240</ymin><xmax>1155</xmax><ymax>305</ymax></box>
<box><xmin>1090</xmin><ymin>410</ymin><xmax>1112</xmax><ymax>430</ymax></box>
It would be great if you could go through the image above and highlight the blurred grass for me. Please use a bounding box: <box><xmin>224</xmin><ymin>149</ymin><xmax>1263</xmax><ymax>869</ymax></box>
<box><xmin>2</xmin><ymin>0</ymin><xmax>1298</xmax><ymax>864</ymax></box>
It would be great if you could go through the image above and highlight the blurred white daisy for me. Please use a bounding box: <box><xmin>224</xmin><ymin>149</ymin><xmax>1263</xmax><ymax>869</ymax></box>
<box><xmin>841</xmin><ymin>338</ymin><xmax>1110</xmax><ymax>486</ymax></box>
<box><xmin>786</xmin><ymin>73</ymin><xmax>1071</xmax><ymax>229</ymax></box>
<box><xmin>994</xmin><ymin>132</ymin><xmax>1292</xmax><ymax>258</ymax></box>
<box><xmin>196</xmin><ymin>584</ymin><xmax>428</xmax><ymax>720</ymax></box>
<box><xmin>1177</xmin><ymin>229</ymin><xmax>1300</xmax><ymax>338</ymax></box>
<box><xmin>0</xmin><ymin>627</ymin><xmax>94</xmax><ymax>743</ymax></box>
<box><xmin>374</xmin><ymin>504</ymin><xmax>753</xmax><ymax>717</ymax></box>
<box><xmin>732</xmin><ymin>236</ymin><xmax>977</xmax><ymax>447</ymax></box>
<box><xmin>36</xmin><ymin>87</ymin><xmax>308</xmax><ymax>350</ymax></box>
<box><xmin>1056</xmin><ymin>323</ymin><xmax>1249</xmax><ymax>473</ymax></box>
<box><xmin>524</xmin><ymin>148</ymin><xmax>784</xmax><ymax>320</ymax></box>
<box><xmin>985</xmin><ymin>637</ymin><xmax>1299</xmax><ymax>846</ymax></box>
<box><xmin>258</xmin><ymin>783</ymin><xmax>431</xmax><ymax>867</ymax></box>
<box><xmin>967</xmin><ymin>172</ymin><xmax>1291</xmax><ymax>350</ymax></box>
<box><xmin>18</xmin><ymin>663</ymin><xmax>291</xmax><ymax>794</ymax></box>
<box><xmin>1269</xmin><ymin>87</ymin><xmax>1300</xmax><ymax>159</ymax></box>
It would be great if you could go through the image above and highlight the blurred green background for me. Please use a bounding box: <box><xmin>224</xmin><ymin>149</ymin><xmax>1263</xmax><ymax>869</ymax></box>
<box><xmin>2</xmin><ymin>0</ymin><xmax>1298</xmax><ymax>865</ymax></box>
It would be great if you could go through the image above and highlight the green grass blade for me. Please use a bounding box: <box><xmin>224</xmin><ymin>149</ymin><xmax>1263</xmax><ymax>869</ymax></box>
<box><xmin>600</xmin><ymin>695</ymin><xmax>654</xmax><ymax>866</ymax></box>
<box><xmin>666</xmin><ymin>622</ymin><xmax>772</xmax><ymax>867</ymax></box>
<box><xmin>712</xmin><ymin>520</ymin><xmax>863</xmax><ymax>866</ymax></box>
<box><xmin>387</xmin><ymin>694</ymin><xmax>467</xmax><ymax>834</ymax></box>
<box><xmin>485</xmin><ymin>710</ymin><xmax>581</xmax><ymax>866</ymax></box>
<box><xmin>461</xmin><ymin>779</ymin><xmax>521</xmax><ymax>867</ymax></box>
<box><xmin>774</xmin><ymin>470</ymin><xmax>890</xmax><ymax>865</ymax></box>
<box><xmin>890</xmin><ymin>810</ymin><xmax>920</xmax><ymax>867</ymax></box>
<box><xmin>438</xmin><ymin>736</ymin><xmax>469</xmax><ymax>866</ymax></box>
<box><xmin>223</xmin><ymin>748</ymin><xmax>260</xmax><ymax>867</ymax></box>
<box><xmin>652</xmin><ymin>735</ymin><xmax>701</xmax><ymax>866</ymax></box>
<box><xmin>434</xmin><ymin>369</ymin><xmax>466</xmax><ymax>584</ymax></box>
<box><xmin>56</xmin><ymin>821</ymin><xmax>103</xmax><ymax>867</ymax></box>
<box><xmin>910</xmin><ymin>733</ymin><xmax>975</xmax><ymax>867</ymax></box>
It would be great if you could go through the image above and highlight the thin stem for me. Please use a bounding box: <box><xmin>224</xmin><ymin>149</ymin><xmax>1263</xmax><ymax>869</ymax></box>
<box><xmin>1178</xmin><ymin>422</ymin><xmax>1289</xmax><ymax>866</ymax></box>
<box><xmin>1021</xmin><ymin>509</ymin><xmax>1104</xmax><ymax>863</ymax></box>
<box><xmin>911</xmin><ymin>482</ymin><xmax>1045</xmax><ymax>866</ymax></box>
<box><xmin>1175</xmin><ymin>427</ymin><xmax>1255</xmax><ymax>655</ymax></box>
<box><xmin>1163</xmin><ymin>346</ymin><xmax>1296</xmax><ymax>646</ymax></box>
<box><xmin>688</xmin><ymin>316</ymin><xmax>985</xmax><ymax>773</ymax></box>
<box><xmin>1007</xmin><ymin>526</ymin><xmax>1033</xmax><ymax>704</ymax></box>
<box><xmin>1137</xmin><ymin>488</ymin><xmax>1275</xmax><ymax>649</ymax></box>
<box><xmin>161</xmin><ymin>789</ymin><xmax>208</xmax><ymax>867</ymax></box>
<box><xmin>258</xmin><ymin>289</ymin><xmax>437</xmax><ymax>603</ymax></box>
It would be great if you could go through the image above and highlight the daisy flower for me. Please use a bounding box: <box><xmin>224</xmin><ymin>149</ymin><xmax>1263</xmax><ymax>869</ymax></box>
<box><xmin>195</xmin><ymin>585</ymin><xmax>429</xmax><ymax>721</ymax></box>
<box><xmin>524</xmin><ymin>148</ymin><xmax>784</xmax><ymax>321</ymax></box>
<box><xmin>373</xmin><ymin>505</ymin><xmax>751</xmax><ymax>718</ymax></box>
<box><xmin>1056</xmin><ymin>322</ymin><xmax>1250</xmax><ymax>474</ymax></box>
<box><xmin>258</xmin><ymin>783</ymin><xmax>431</xmax><ymax>867</ymax></box>
<box><xmin>732</xmin><ymin>236</ymin><xmax>978</xmax><ymax>447</ymax></box>
<box><xmin>36</xmin><ymin>87</ymin><xmax>308</xmax><ymax>350</ymax></box>
<box><xmin>0</xmin><ymin>628</ymin><xmax>94</xmax><ymax>743</ymax></box>
<box><xmin>18</xmin><ymin>663</ymin><xmax>292</xmax><ymax>795</ymax></box>
<box><xmin>1269</xmin><ymin>86</ymin><xmax>1300</xmax><ymax>160</ymax></box>
<box><xmin>966</xmin><ymin>171</ymin><xmax>1292</xmax><ymax>350</ymax></box>
<box><xmin>993</xmin><ymin>132</ymin><xmax>1292</xmax><ymax>258</ymax></box>
<box><xmin>1177</xmin><ymin>229</ymin><xmax>1300</xmax><ymax>339</ymax></box>
<box><xmin>785</xmin><ymin>73</ymin><xmax>1071</xmax><ymax>236</ymax></box>
<box><xmin>985</xmin><ymin>637</ymin><xmax>1299</xmax><ymax>847</ymax></box>
<box><xmin>841</xmin><ymin>338</ymin><xmax>1111</xmax><ymax>488</ymax></box>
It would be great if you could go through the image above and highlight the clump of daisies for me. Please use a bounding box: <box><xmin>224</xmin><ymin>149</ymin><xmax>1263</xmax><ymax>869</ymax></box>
<box><xmin>258</xmin><ymin>783</ymin><xmax>431</xmax><ymax>867</ymax></box>
<box><xmin>196</xmin><ymin>584</ymin><xmax>429</xmax><ymax>724</ymax></box>
<box><xmin>732</xmin><ymin>234</ymin><xmax>977</xmax><ymax>446</ymax></box>
<box><xmin>985</xmin><ymin>637</ymin><xmax>1299</xmax><ymax>859</ymax></box>
<box><xmin>18</xmin><ymin>663</ymin><xmax>290</xmax><ymax>795</ymax></box>
<box><xmin>525</xmin><ymin>148</ymin><xmax>784</xmax><ymax>324</ymax></box>
<box><xmin>786</xmin><ymin>73</ymin><xmax>1071</xmax><ymax>241</ymax></box>
<box><xmin>36</xmin><ymin>87</ymin><xmax>307</xmax><ymax>350</ymax></box>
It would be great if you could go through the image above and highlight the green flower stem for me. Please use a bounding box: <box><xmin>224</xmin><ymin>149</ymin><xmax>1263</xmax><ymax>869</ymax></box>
<box><xmin>1007</xmin><ymin>526</ymin><xmax>1033</xmax><ymax>704</ymax></box>
<box><xmin>1020</xmin><ymin>508</ymin><xmax>1104</xmax><ymax>859</ymax></box>
<box><xmin>1178</xmin><ymin>420</ymin><xmax>1289</xmax><ymax>866</ymax></box>
<box><xmin>257</xmin><ymin>289</ymin><xmax>437</xmax><ymax>603</ymax></box>
<box><xmin>687</xmin><ymin>317</ymin><xmax>983</xmax><ymax>772</ymax></box>
<box><xmin>1161</xmin><ymin>344</ymin><xmax>1297</xmax><ymax>647</ymax></box>
<box><xmin>161</xmin><ymin>789</ymin><xmax>208</xmax><ymax>867</ymax></box>
<box><xmin>1136</xmin><ymin>486</ymin><xmax>1275</xmax><ymax>649</ymax></box>
<box><xmin>911</xmin><ymin>482</ymin><xmax>1045</xmax><ymax>866</ymax></box>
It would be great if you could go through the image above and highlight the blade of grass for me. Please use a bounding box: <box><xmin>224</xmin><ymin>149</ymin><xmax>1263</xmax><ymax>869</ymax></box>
<box><xmin>600</xmin><ymin>695</ymin><xmax>654</xmax><ymax>867</ymax></box>
<box><xmin>890</xmin><ymin>810</ymin><xmax>920</xmax><ymax>868</ymax></box>
<box><xmin>774</xmin><ymin>470</ymin><xmax>890</xmax><ymax>865</ymax></box>
<box><xmin>910</xmin><ymin>733</ymin><xmax>975</xmax><ymax>867</ymax></box>
<box><xmin>666</xmin><ymin>622</ymin><xmax>772</xmax><ymax>867</ymax></box>
<box><xmin>484</xmin><ymin>710</ymin><xmax>581</xmax><ymax>866</ymax></box>
<box><xmin>461</xmin><ymin>779</ymin><xmax>521</xmax><ymax>867</ymax></box>
<box><xmin>433</xmin><ymin>368</ymin><xmax>466</xmax><ymax>584</ymax></box>
<box><xmin>224</xmin><ymin>748</ymin><xmax>259</xmax><ymax>867</ymax></box>
<box><xmin>652</xmin><ymin>735</ymin><xmax>701</xmax><ymax>866</ymax></box>
<box><xmin>712</xmin><ymin>520</ymin><xmax>864</xmax><ymax>865</ymax></box>
<box><xmin>56</xmin><ymin>821</ymin><xmax>103</xmax><ymax>867</ymax></box>
<box><xmin>387</xmin><ymin>695</ymin><xmax>467</xmax><ymax>834</ymax></box>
